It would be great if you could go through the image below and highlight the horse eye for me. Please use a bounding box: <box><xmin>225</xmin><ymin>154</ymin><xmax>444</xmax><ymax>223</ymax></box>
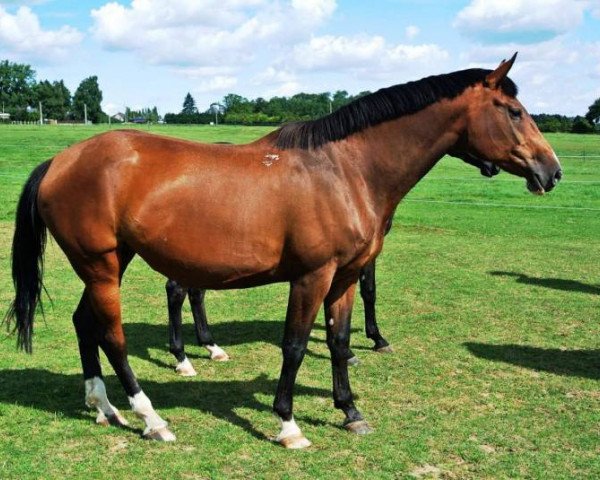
<box><xmin>508</xmin><ymin>107</ymin><xmax>522</xmax><ymax>119</ymax></box>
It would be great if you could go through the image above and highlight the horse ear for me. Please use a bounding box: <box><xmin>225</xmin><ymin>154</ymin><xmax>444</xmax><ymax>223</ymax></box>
<box><xmin>485</xmin><ymin>52</ymin><xmax>518</xmax><ymax>89</ymax></box>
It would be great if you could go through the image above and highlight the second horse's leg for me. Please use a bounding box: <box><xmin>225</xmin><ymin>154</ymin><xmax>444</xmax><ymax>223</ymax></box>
<box><xmin>166</xmin><ymin>279</ymin><xmax>197</xmax><ymax>376</ymax></box>
<box><xmin>188</xmin><ymin>288</ymin><xmax>229</xmax><ymax>361</ymax></box>
<box><xmin>359</xmin><ymin>260</ymin><xmax>392</xmax><ymax>353</ymax></box>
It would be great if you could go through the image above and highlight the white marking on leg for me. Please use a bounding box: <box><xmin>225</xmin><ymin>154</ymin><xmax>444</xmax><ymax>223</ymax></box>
<box><xmin>328</xmin><ymin>318</ymin><xmax>334</xmax><ymax>326</ymax></box>
<box><xmin>274</xmin><ymin>415</ymin><xmax>311</xmax><ymax>449</ymax></box>
<box><xmin>129</xmin><ymin>390</ymin><xmax>175</xmax><ymax>441</ymax></box>
<box><xmin>206</xmin><ymin>344</ymin><xmax>230</xmax><ymax>361</ymax></box>
<box><xmin>175</xmin><ymin>356</ymin><xmax>197</xmax><ymax>376</ymax></box>
<box><xmin>84</xmin><ymin>376</ymin><xmax>129</xmax><ymax>426</ymax></box>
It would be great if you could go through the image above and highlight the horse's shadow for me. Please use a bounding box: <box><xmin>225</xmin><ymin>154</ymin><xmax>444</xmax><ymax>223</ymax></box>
<box><xmin>464</xmin><ymin>343</ymin><xmax>600</xmax><ymax>380</ymax></box>
<box><xmin>123</xmin><ymin>320</ymin><xmax>362</xmax><ymax>369</ymax></box>
<box><xmin>489</xmin><ymin>271</ymin><xmax>600</xmax><ymax>295</ymax></box>
<box><xmin>0</xmin><ymin>368</ymin><xmax>331</xmax><ymax>440</ymax></box>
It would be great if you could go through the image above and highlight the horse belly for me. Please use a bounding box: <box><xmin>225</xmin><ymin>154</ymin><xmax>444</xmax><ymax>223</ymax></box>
<box><xmin>123</xmin><ymin>204</ymin><xmax>286</xmax><ymax>288</ymax></box>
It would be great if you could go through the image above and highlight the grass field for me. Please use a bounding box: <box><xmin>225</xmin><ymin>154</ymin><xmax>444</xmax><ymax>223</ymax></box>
<box><xmin>0</xmin><ymin>125</ymin><xmax>599</xmax><ymax>479</ymax></box>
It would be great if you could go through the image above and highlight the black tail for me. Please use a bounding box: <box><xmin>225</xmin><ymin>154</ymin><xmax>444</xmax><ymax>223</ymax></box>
<box><xmin>4</xmin><ymin>160</ymin><xmax>52</xmax><ymax>353</ymax></box>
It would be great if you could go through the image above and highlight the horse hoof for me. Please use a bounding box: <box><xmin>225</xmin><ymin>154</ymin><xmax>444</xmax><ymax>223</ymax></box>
<box><xmin>348</xmin><ymin>356</ymin><xmax>359</xmax><ymax>366</ymax></box>
<box><xmin>211</xmin><ymin>352</ymin><xmax>230</xmax><ymax>362</ymax></box>
<box><xmin>344</xmin><ymin>420</ymin><xmax>373</xmax><ymax>435</ymax></box>
<box><xmin>175</xmin><ymin>358</ymin><xmax>198</xmax><ymax>377</ymax></box>
<box><xmin>96</xmin><ymin>410</ymin><xmax>129</xmax><ymax>427</ymax></box>
<box><xmin>278</xmin><ymin>434</ymin><xmax>312</xmax><ymax>449</ymax></box>
<box><xmin>375</xmin><ymin>345</ymin><xmax>394</xmax><ymax>354</ymax></box>
<box><xmin>143</xmin><ymin>426</ymin><xmax>176</xmax><ymax>442</ymax></box>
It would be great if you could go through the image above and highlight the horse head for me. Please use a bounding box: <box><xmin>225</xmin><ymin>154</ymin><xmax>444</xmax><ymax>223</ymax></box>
<box><xmin>452</xmin><ymin>53</ymin><xmax>562</xmax><ymax>193</ymax></box>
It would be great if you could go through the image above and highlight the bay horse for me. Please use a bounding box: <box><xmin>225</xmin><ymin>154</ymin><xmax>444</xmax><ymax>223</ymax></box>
<box><xmin>167</xmin><ymin>158</ymin><xmax>499</xmax><ymax>376</ymax></box>
<box><xmin>6</xmin><ymin>55</ymin><xmax>561</xmax><ymax>448</ymax></box>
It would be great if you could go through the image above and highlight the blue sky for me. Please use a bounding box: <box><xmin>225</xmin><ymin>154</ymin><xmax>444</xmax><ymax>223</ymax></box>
<box><xmin>1</xmin><ymin>0</ymin><xmax>599</xmax><ymax>116</ymax></box>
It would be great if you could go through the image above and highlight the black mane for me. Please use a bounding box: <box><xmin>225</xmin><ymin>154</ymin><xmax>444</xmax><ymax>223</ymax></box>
<box><xmin>275</xmin><ymin>68</ymin><xmax>517</xmax><ymax>150</ymax></box>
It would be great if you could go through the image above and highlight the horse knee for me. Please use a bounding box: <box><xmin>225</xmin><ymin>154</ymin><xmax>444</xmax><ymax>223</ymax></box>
<box><xmin>326</xmin><ymin>335</ymin><xmax>351</xmax><ymax>362</ymax></box>
<box><xmin>281</xmin><ymin>340</ymin><xmax>307</xmax><ymax>364</ymax></box>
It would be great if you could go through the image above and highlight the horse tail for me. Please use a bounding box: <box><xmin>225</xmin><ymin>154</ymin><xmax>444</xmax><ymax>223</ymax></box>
<box><xmin>4</xmin><ymin>159</ymin><xmax>52</xmax><ymax>353</ymax></box>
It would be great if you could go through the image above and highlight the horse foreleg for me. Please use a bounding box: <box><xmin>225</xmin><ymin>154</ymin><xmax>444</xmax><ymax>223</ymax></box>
<box><xmin>272</xmin><ymin>266</ymin><xmax>335</xmax><ymax>449</ymax></box>
<box><xmin>326</xmin><ymin>280</ymin><xmax>373</xmax><ymax>435</ymax></box>
<box><xmin>73</xmin><ymin>290</ymin><xmax>128</xmax><ymax>427</ymax></box>
<box><xmin>166</xmin><ymin>280</ymin><xmax>197</xmax><ymax>376</ymax></box>
<box><xmin>188</xmin><ymin>288</ymin><xmax>229</xmax><ymax>361</ymax></box>
<box><xmin>359</xmin><ymin>260</ymin><xmax>392</xmax><ymax>353</ymax></box>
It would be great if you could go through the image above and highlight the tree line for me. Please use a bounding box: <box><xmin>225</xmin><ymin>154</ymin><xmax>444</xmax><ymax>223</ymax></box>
<box><xmin>2</xmin><ymin>59</ymin><xmax>599</xmax><ymax>132</ymax></box>
<box><xmin>0</xmin><ymin>60</ymin><xmax>105</xmax><ymax>122</ymax></box>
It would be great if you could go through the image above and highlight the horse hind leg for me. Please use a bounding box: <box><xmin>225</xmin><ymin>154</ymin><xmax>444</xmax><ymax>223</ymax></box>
<box><xmin>188</xmin><ymin>287</ymin><xmax>229</xmax><ymax>362</ymax></box>
<box><xmin>73</xmin><ymin>291</ymin><xmax>128</xmax><ymax>427</ymax></box>
<box><xmin>84</xmin><ymin>250</ymin><xmax>175</xmax><ymax>441</ymax></box>
<box><xmin>166</xmin><ymin>280</ymin><xmax>197</xmax><ymax>376</ymax></box>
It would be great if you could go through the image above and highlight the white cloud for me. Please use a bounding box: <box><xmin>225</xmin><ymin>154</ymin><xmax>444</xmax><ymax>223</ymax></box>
<box><xmin>405</xmin><ymin>25</ymin><xmax>420</xmax><ymax>40</ymax></box>
<box><xmin>91</xmin><ymin>0</ymin><xmax>337</xmax><ymax>69</ymax></box>
<box><xmin>193</xmin><ymin>75</ymin><xmax>238</xmax><ymax>93</ymax></box>
<box><xmin>455</xmin><ymin>0</ymin><xmax>589</xmax><ymax>42</ymax></box>
<box><xmin>0</xmin><ymin>5</ymin><xmax>83</xmax><ymax>62</ymax></box>
<box><xmin>291</xmin><ymin>34</ymin><xmax>449</xmax><ymax>78</ymax></box>
<box><xmin>463</xmin><ymin>37</ymin><xmax>600</xmax><ymax>115</ymax></box>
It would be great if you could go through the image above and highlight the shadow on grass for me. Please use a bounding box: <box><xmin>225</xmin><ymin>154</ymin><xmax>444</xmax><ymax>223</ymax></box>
<box><xmin>489</xmin><ymin>271</ymin><xmax>600</xmax><ymax>295</ymax></box>
<box><xmin>464</xmin><ymin>343</ymin><xmax>600</xmax><ymax>380</ymax></box>
<box><xmin>0</xmin><ymin>368</ymin><xmax>330</xmax><ymax>439</ymax></box>
<box><xmin>123</xmin><ymin>320</ymin><xmax>363</xmax><ymax>368</ymax></box>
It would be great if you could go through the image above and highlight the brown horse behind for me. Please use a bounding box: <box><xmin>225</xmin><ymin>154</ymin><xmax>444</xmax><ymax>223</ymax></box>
<box><xmin>7</xmin><ymin>54</ymin><xmax>561</xmax><ymax>447</ymax></box>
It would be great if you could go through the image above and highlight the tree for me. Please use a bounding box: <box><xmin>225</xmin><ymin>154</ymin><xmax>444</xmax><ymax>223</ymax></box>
<box><xmin>181</xmin><ymin>93</ymin><xmax>197</xmax><ymax>115</ymax></box>
<box><xmin>35</xmin><ymin>80</ymin><xmax>71</xmax><ymax>120</ymax></box>
<box><xmin>0</xmin><ymin>60</ymin><xmax>36</xmax><ymax>119</ymax></box>
<box><xmin>585</xmin><ymin>98</ymin><xmax>600</xmax><ymax>126</ymax></box>
<box><xmin>73</xmin><ymin>76</ymin><xmax>103</xmax><ymax>123</ymax></box>
<box><xmin>571</xmin><ymin>116</ymin><xmax>595</xmax><ymax>134</ymax></box>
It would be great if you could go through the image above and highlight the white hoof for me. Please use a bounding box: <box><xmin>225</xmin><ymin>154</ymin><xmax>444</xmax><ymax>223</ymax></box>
<box><xmin>175</xmin><ymin>357</ymin><xmax>198</xmax><ymax>376</ymax></box>
<box><xmin>278</xmin><ymin>434</ymin><xmax>312</xmax><ymax>449</ymax></box>
<box><xmin>206</xmin><ymin>344</ymin><xmax>230</xmax><ymax>362</ymax></box>
<box><xmin>274</xmin><ymin>416</ymin><xmax>311</xmax><ymax>449</ymax></box>
<box><xmin>143</xmin><ymin>426</ymin><xmax>176</xmax><ymax>442</ymax></box>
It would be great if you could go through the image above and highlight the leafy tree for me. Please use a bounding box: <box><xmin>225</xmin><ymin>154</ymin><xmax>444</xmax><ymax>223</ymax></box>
<box><xmin>571</xmin><ymin>116</ymin><xmax>595</xmax><ymax>134</ymax></box>
<box><xmin>585</xmin><ymin>97</ymin><xmax>600</xmax><ymax>126</ymax></box>
<box><xmin>223</xmin><ymin>93</ymin><xmax>252</xmax><ymax>114</ymax></box>
<box><xmin>34</xmin><ymin>80</ymin><xmax>71</xmax><ymax>120</ymax></box>
<box><xmin>73</xmin><ymin>76</ymin><xmax>103</xmax><ymax>123</ymax></box>
<box><xmin>332</xmin><ymin>90</ymin><xmax>349</xmax><ymax>111</ymax></box>
<box><xmin>0</xmin><ymin>60</ymin><xmax>36</xmax><ymax>119</ymax></box>
<box><xmin>182</xmin><ymin>93</ymin><xmax>197</xmax><ymax>115</ymax></box>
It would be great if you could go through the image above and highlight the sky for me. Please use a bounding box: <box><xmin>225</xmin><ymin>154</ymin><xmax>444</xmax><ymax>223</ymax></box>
<box><xmin>0</xmin><ymin>0</ymin><xmax>599</xmax><ymax>117</ymax></box>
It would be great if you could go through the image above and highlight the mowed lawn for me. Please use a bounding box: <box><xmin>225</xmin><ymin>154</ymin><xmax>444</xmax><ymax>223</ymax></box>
<box><xmin>0</xmin><ymin>125</ymin><xmax>598</xmax><ymax>479</ymax></box>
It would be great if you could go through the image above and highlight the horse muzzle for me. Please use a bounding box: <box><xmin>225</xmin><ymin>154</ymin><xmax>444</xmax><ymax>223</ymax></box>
<box><xmin>526</xmin><ymin>167</ymin><xmax>562</xmax><ymax>195</ymax></box>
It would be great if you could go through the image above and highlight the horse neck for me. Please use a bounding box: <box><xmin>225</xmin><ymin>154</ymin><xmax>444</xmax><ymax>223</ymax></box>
<box><xmin>342</xmin><ymin>99</ymin><xmax>466</xmax><ymax>219</ymax></box>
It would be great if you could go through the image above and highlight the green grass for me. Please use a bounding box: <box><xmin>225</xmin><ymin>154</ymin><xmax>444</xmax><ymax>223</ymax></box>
<box><xmin>0</xmin><ymin>125</ymin><xmax>599</xmax><ymax>479</ymax></box>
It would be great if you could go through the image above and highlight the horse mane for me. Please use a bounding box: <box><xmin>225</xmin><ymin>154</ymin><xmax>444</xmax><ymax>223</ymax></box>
<box><xmin>275</xmin><ymin>68</ymin><xmax>518</xmax><ymax>150</ymax></box>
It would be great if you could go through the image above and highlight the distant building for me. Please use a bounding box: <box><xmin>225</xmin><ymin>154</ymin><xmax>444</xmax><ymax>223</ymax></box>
<box><xmin>0</xmin><ymin>112</ymin><xmax>10</xmax><ymax>121</ymax></box>
<box><xmin>111</xmin><ymin>112</ymin><xmax>126</xmax><ymax>122</ymax></box>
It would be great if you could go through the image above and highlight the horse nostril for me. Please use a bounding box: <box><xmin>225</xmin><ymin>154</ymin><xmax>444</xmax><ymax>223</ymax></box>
<box><xmin>554</xmin><ymin>169</ymin><xmax>563</xmax><ymax>182</ymax></box>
